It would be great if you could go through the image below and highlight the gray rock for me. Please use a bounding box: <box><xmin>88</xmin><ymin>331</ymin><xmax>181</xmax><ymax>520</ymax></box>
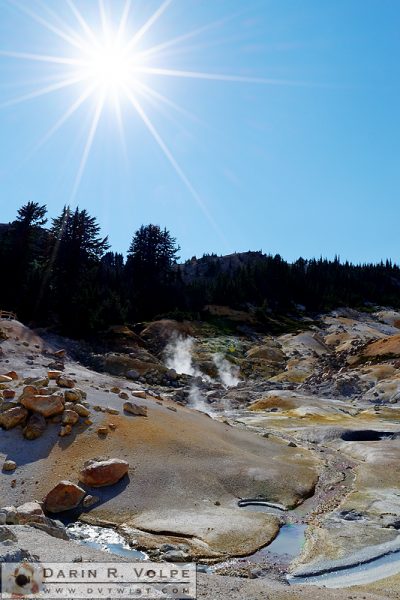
<box><xmin>2</xmin><ymin>459</ymin><xmax>17</xmax><ymax>472</ymax></box>
<box><xmin>29</xmin><ymin>518</ymin><xmax>69</xmax><ymax>541</ymax></box>
<box><xmin>123</xmin><ymin>401</ymin><xmax>147</xmax><ymax>417</ymax></box>
<box><xmin>1</xmin><ymin>506</ymin><xmax>17</xmax><ymax>524</ymax></box>
<box><xmin>16</xmin><ymin>501</ymin><xmax>44</xmax><ymax>523</ymax></box>
<box><xmin>83</xmin><ymin>495</ymin><xmax>99</xmax><ymax>508</ymax></box>
<box><xmin>166</xmin><ymin>368</ymin><xmax>178</xmax><ymax>381</ymax></box>
<box><xmin>196</xmin><ymin>564</ymin><xmax>209</xmax><ymax>573</ymax></box>
<box><xmin>0</xmin><ymin>546</ymin><xmax>35</xmax><ymax>563</ymax></box>
<box><xmin>0</xmin><ymin>525</ymin><xmax>16</xmax><ymax>542</ymax></box>
<box><xmin>160</xmin><ymin>543</ymin><xmax>177</xmax><ymax>552</ymax></box>
<box><xmin>162</xmin><ymin>549</ymin><xmax>188</xmax><ymax>562</ymax></box>
<box><xmin>23</xmin><ymin>413</ymin><xmax>47</xmax><ymax>440</ymax></box>
<box><xmin>127</xmin><ymin>370</ymin><xmax>140</xmax><ymax>380</ymax></box>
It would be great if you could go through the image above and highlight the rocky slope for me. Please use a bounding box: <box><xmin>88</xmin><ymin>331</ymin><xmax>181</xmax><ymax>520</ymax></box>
<box><xmin>2</xmin><ymin>307</ymin><xmax>400</xmax><ymax>596</ymax></box>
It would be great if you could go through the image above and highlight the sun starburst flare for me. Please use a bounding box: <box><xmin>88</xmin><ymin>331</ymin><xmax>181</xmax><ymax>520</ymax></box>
<box><xmin>0</xmin><ymin>0</ymin><xmax>307</xmax><ymax>234</ymax></box>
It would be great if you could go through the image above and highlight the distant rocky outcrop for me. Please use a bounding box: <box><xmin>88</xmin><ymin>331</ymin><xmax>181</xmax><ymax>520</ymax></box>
<box><xmin>177</xmin><ymin>251</ymin><xmax>266</xmax><ymax>283</ymax></box>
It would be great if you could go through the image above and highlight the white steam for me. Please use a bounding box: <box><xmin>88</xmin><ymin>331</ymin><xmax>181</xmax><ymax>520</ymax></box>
<box><xmin>188</xmin><ymin>383</ymin><xmax>215</xmax><ymax>416</ymax></box>
<box><xmin>213</xmin><ymin>353</ymin><xmax>240</xmax><ymax>387</ymax></box>
<box><xmin>165</xmin><ymin>335</ymin><xmax>197</xmax><ymax>376</ymax></box>
<box><xmin>164</xmin><ymin>335</ymin><xmax>240</xmax><ymax>388</ymax></box>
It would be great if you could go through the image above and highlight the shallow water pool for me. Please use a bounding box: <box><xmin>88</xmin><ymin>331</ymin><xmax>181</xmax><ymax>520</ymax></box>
<box><xmin>264</xmin><ymin>523</ymin><xmax>307</xmax><ymax>557</ymax></box>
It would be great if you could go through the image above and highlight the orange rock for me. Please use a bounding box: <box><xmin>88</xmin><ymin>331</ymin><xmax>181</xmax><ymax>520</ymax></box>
<box><xmin>4</xmin><ymin>371</ymin><xmax>18</xmax><ymax>380</ymax></box>
<box><xmin>22</xmin><ymin>385</ymin><xmax>39</xmax><ymax>397</ymax></box>
<box><xmin>62</xmin><ymin>410</ymin><xmax>79</xmax><ymax>425</ymax></box>
<box><xmin>0</xmin><ymin>406</ymin><xmax>28</xmax><ymax>429</ymax></box>
<box><xmin>3</xmin><ymin>389</ymin><xmax>16</xmax><ymax>400</ymax></box>
<box><xmin>57</xmin><ymin>376</ymin><xmax>75</xmax><ymax>389</ymax></box>
<box><xmin>79</xmin><ymin>458</ymin><xmax>129</xmax><ymax>487</ymax></box>
<box><xmin>44</xmin><ymin>480</ymin><xmax>85</xmax><ymax>513</ymax></box>
<box><xmin>20</xmin><ymin>394</ymin><xmax>64</xmax><ymax>417</ymax></box>
<box><xmin>131</xmin><ymin>390</ymin><xmax>146</xmax><ymax>399</ymax></box>
<box><xmin>48</xmin><ymin>370</ymin><xmax>62</xmax><ymax>380</ymax></box>
<box><xmin>38</xmin><ymin>387</ymin><xmax>52</xmax><ymax>395</ymax></box>
<box><xmin>59</xmin><ymin>424</ymin><xmax>72</xmax><ymax>437</ymax></box>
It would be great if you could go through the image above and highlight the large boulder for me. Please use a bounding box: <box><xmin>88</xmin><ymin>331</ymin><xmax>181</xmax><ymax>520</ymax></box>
<box><xmin>79</xmin><ymin>458</ymin><xmax>129</xmax><ymax>487</ymax></box>
<box><xmin>44</xmin><ymin>481</ymin><xmax>86</xmax><ymax>513</ymax></box>
<box><xmin>23</xmin><ymin>413</ymin><xmax>47</xmax><ymax>440</ymax></box>
<box><xmin>0</xmin><ymin>406</ymin><xmax>28</xmax><ymax>429</ymax></box>
<box><xmin>20</xmin><ymin>394</ymin><xmax>64</xmax><ymax>417</ymax></box>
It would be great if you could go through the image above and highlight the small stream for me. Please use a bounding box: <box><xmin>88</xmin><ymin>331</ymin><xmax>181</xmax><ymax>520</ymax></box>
<box><xmin>66</xmin><ymin>520</ymin><xmax>400</xmax><ymax>588</ymax></box>
<box><xmin>67</xmin><ymin>523</ymin><xmax>148</xmax><ymax>560</ymax></box>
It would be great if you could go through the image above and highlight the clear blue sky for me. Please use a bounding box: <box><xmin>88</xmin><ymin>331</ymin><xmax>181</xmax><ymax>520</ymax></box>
<box><xmin>0</xmin><ymin>0</ymin><xmax>398</xmax><ymax>263</ymax></box>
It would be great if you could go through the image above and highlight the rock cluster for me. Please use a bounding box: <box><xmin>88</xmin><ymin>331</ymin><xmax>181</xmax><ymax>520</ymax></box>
<box><xmin>0</xmin><ymin>369</ymin><xmax>90</xmax><ymax>439</ymax></box>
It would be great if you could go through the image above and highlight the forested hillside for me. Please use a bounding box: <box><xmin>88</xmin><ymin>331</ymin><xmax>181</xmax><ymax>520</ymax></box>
<box><xmin>1</xmin><ymin>202</ymin><xmax>399</xmax><ymax>336</ymax></box>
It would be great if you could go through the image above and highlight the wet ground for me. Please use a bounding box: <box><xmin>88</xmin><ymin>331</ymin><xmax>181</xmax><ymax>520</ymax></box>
<box><xmin>66</xmin><ymin>522</ymin><xmax>147</xmax><ymax>559</ymax></box>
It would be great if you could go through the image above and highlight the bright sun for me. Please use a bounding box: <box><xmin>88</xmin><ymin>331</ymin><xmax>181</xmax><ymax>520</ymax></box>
<box><xmin>87</xmin><ymin>44</ymin><xmax>131</xmax><ymax>90</ymax></box>
<box><xmin>0</xmin><ymin>0</ymin><xmax>277</xmax><ymax>224</ymax></box>
<box><xmin>82</xmin><ymin>36</ymin><xmax>140</xmax><ymax>94</ymax></box>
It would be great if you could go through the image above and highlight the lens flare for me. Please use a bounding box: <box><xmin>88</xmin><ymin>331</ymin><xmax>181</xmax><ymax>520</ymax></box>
<box><xmin>0</xmin><ymin>0</ymin><xmax>307</xmax><ymax>236</ymax></box>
